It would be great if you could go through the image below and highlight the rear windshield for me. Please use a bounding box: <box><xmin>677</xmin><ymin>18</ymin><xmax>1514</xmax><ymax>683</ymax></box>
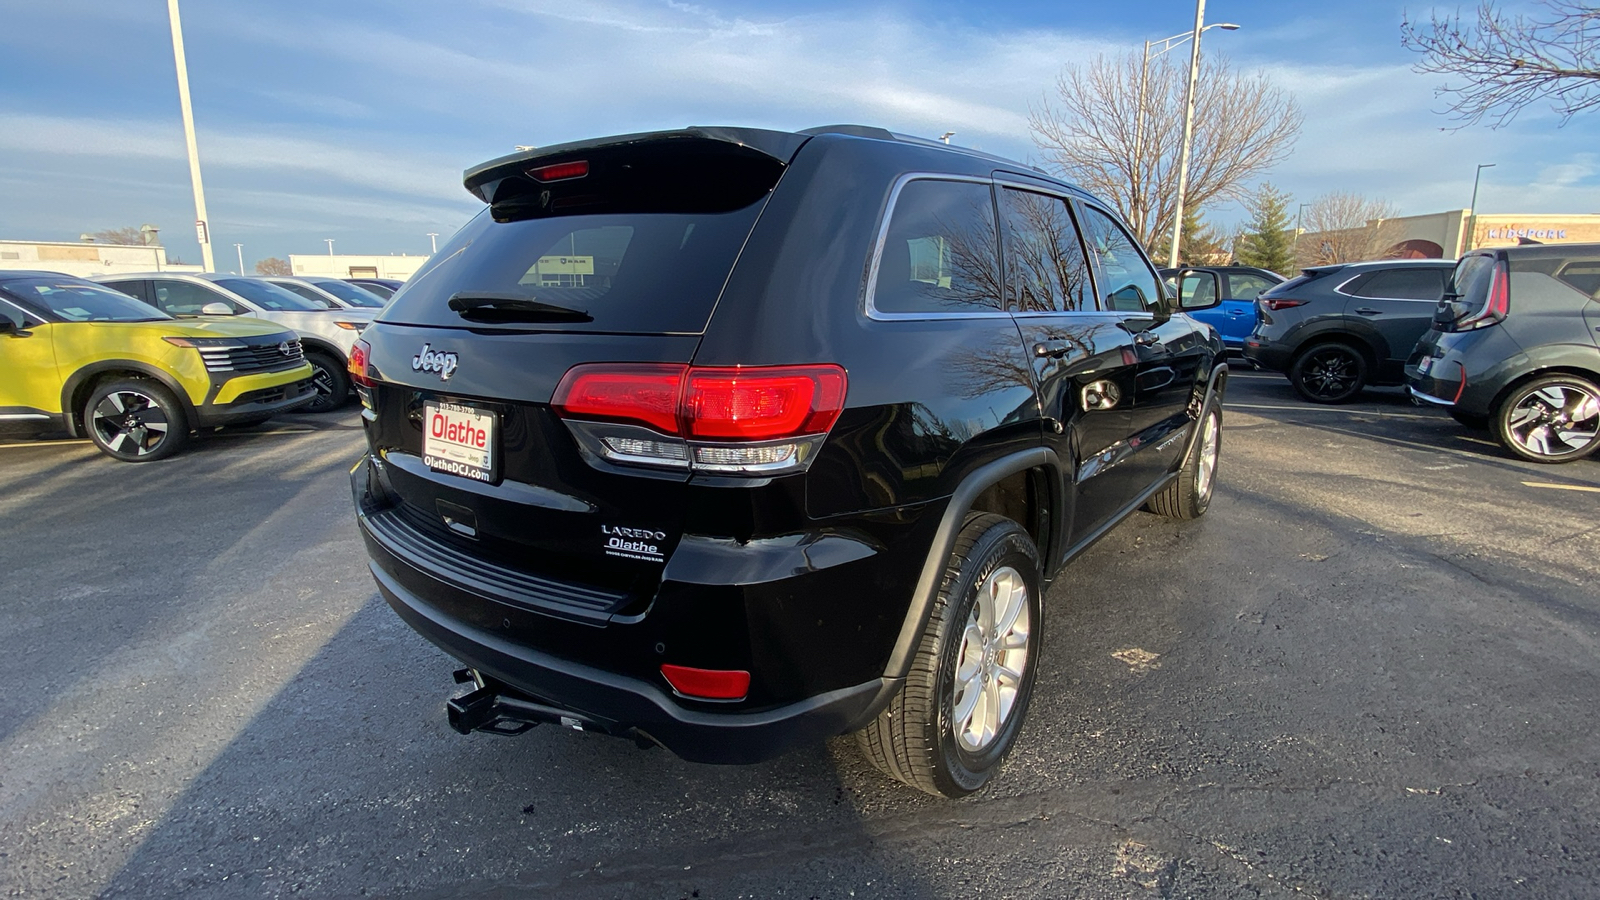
<box><xmin>380</xmin><ymin>203</ymin><xmax>766</xmax><ymax>333</ymax></box>
<box><xmin>1450</xmin><ymin>255</ymin><xmax>1496</xmax><ymax>303</ymax></box>
<box><xmin>215</xmin><ymin>278</ymin><xmax>329</xmax><ymax>312</ymax></box>
<box><xmin>1259</xmin><ymin>272</ymin><xmax>1325</xmax><ymax>297</ymax></box>
<box><xmin>1</xmin><ymin>277</ymin><xmax>171</xmax><ymax>323</ymax></box>
<box><xmin>309</xmin><ymin>279</ymin><xmax>386</xmax><ymax>308</ymax></box>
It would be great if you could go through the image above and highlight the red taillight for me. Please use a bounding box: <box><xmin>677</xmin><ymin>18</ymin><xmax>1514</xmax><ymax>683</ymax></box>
<box><xmin>526</xmin><ymin>160</ymin><xmax>589</xmax><ymax>182</ymax></box>
<box><xmin>660</xmin><ymin>664</ymin><xmax>750</xmax><ymax>700</ymax></box>
<box><xmin>1262</xmin><ymin>298</ymin><xmax>1307</xmax><ymax>311</ymax></box>
<box><xmin>552</xmin><ymin>363</ymin><xmax>847</xmax><ymax>440</ymax></box>
<box><xmin>684</xmin><ymin>367</ymin><xmax>847</xmax><ymax>440</ymax></box>
<box><xmin>552</xmin><ymin>363</ymin><xmax>686</xmax><ymax>435</ymax></box>
<box><xmin>348</xmin><ymin>338</ymin><xmax>374</xmax><ymax>387</ymax></box>
<box><xmin>1458</xmin><ymin>260</ymin><xmax>1509</xmax><ymax>330</ymax></box>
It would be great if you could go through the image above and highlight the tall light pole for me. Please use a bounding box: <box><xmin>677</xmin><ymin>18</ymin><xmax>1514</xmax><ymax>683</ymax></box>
<box><xmin>1167</xmin><ymin>0</ymin><xmax>1222</xmax><ymax>269</ymax></box>
<box><xmin>1132</xmin><ymin>22</ymin><xmax>1238</xmax><ymax>242</ymax></box>
<box><xmin>1466</xmin><ymin>163</ymin><xmax>1495</xmax><ymax>255</ymax></box>
<box><xmin>166</xmin><ymin>0</ymin><xmax>214</xmax><ymax>273</ymax></box>
<box><xmin>233</xmin><ymin>242</ymin><xmax>244</xmax><ymax>275</ymax></box>
<box><xmin>426</xmin><ymin>232</ymin><xmax>439</xmax><ymax>254</ymax></box>
<box><xmin>1295</xmin><ymin>202</ymin><xmax>1311</xmax><ymax>264</ymax></box>
<box><xmin>324</xmin><ymin>239</ymin><xmax>335</xmax><ymax>257</ymax></box>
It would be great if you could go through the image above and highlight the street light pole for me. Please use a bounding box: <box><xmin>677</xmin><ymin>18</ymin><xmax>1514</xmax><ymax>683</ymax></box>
<box><xmin>166</xmin><ymin>0</ymin><xmax>214</xmax><ymax>273</ymax></box>
<box><xmin>426</xmin><ymin>232</ymin><xmax>439</xmax><ymax>254</ymax></box>
<box><xmin>325</xmin><ymin>239</ymin><xmax>335</xmax><ymax>257</ymax></box>
<box><xmin>1132</xmin><ymin>22</ymin><xmax>1237</xmax><ymax>246</ymax></box>
<box><xmin>1295</xmin><ymin>202</ymin><xmax>1311</xmax><ymax>264</ymax></box>
<box><xmin>1168</xmin><ymin>0</ymin><xmax>1208</xmax><ymax>270</ymax></box>
<box><xmin>234</xmin><ymin>243</ymin><xmax>244</xmax><ymax>275</ymax></box>
<box><xmin>1466</xmin><ymin>163</ymin><xmax>1495</xmax><ymax>255</ymax></box>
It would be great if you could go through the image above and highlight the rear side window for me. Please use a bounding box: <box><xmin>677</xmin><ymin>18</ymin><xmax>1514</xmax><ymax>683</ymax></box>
<box><xmin>1350</xmin><ymin>268</ymin><xmax>1445</xmax><ymax>301</ymax></box>
<box><xmin>870</xmin><ymin>179</ymin><xmax>1002</xmax><ymax>315</ymax></box>
<box><xmin>997</xmin><ymin>187</ymin><xmax>1093</xmax><ymax>312</ymax></box>
<box><xmin>216</xmin><ymin>278</ymin><xmax>328</xmax><ymax>311</ymax></box>
<box><xmin>1555</xmin><ymin>261</ymin><xmax>1600</xmax><ymax>298</ymax></box>
<box><xmin>1078</xmin><ymin>205</ymin><xmax>1162</xmax><ymax>314</ymax></box>
<box><xmin>1227</xmin><ymin>272</ymin><xmax>1278</xmax><ymax>300</ymax></box>
<box><xmin>150</xmin><ymin>280</ymin><xmax>243</xmax><ymax>316</ymax></box>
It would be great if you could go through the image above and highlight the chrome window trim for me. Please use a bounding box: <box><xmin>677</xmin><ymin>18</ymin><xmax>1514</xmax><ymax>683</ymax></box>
<box><xmin>0</xmin><ymin>295</ymin><xmax>41</xmax><ymax>327</ymax></box>
<box><xmin>994</xmin><ymin>179</ymin><xmax>1108</xmax><ymax>318</ymax></box>
<box><xmin>863</xmin><ymin>172</ymin><xmax>1009</xmax><ymax>322</ymax></box>
<box><xmin>1072</xmin><ymin>199</ymin><xmax>1169</xmax><ymax>316</ymax></box>
<box><xmin>1334</xmin><ymin>268</ymin><xmax>1451</xmax><ymax>303</ymax></box>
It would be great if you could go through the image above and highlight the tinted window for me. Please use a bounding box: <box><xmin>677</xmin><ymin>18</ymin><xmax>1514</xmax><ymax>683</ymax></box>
<box><xmin>4</xmin><ymin>277</ymin><xmax>171</xmax><ymax>322</ymax></box>
<box><xmin>383</xmin><ymin>201</ymin><xmax>768</xmax><ymax>334</ymax></box>
<box><xmin>997</xmin><ymin>188</ymin><xmax>1093</xmax><ymax>312</ymax></box>
<box><xmin>266</xmin><ymin>281</ymin><xmax>336</xmax><ymax>308</ymax></box>
<box><xmin>1352</xmin><ymin>268</ymin><xmax>1445</xmax><ymax>301</ymax></box>
<box><xmin>1227</xmin><ymin>272</ymin><xmax>1278</xmax><ymax>300</ymax></box>
<box><xmin>151</xmin><ymin>280</ymin><xmax>242</xmax><ymax>316</ymax></box>
<box><xmin>870</xmin><ymin>179</ymin><xmax>1002</xmax><ymax>315</ymax></box>
<box><xmin>1450</xmin><ymin>256</ymin><xmax>1496</xmax><ymax>305</ymax></box>
<box><xmin>1079</xmin><ymin>205</ymin><xmax>1162</xmax><ymax>314</ymax></box>
<box><xmin>1556</xmin><ymin>261</ymin><xmax>1600</xmax><ymax>298</ymax></box>
<box><xmin>350</xmin><ymin>281</ymin><xmax>396</xmax><ymax>299</ymax></box>
<box><xmin>216</xmin><ymin>278</ymin><xmax>326</xmax><ymax>311</ymax></box>
<box><xmin>308</xmin><ymin>279</ymin><xmax>385</xmax><ymax>308</ymax></box>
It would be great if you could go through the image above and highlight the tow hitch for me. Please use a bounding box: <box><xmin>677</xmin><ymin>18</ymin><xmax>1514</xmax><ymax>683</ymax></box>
<box><xmin>446</xmin><ymin>669</ymin><xmax>654</xmax><ymax>748</ymax></box>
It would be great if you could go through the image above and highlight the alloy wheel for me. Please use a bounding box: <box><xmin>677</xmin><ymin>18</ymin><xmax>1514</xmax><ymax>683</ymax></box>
<box><xmin>1195</xmin><ymin>409</ymin><xmax>1221</xmax><ymax>501</ymax></box>
<box><xmin>90</xmin><ymin>390</ymin><xmax>170</xmax><ymax>458</ymax></box>
<box><xmin>1504</xmin><ymin>382</ymin><xmax>1600</xmax><ymax>460</ymax></box>
<box><xmin>951</xmin><ymin>565</ymin><xmax>1031</xmax><ymax>754</ymax></box>
<box><xmin>1300</xmin><ymin>347</ymin><xmax>1361</xmax><ymax>401</ymax></box>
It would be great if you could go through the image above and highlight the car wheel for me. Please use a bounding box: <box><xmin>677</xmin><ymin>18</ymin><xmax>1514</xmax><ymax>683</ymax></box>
<box><xmin>83</xmin><ymin>378</ymin><xmax>190</xmax><ymax>462</ymax></box>
<box><xmin>1146</xmin><ymin>399</ymin><xmax>1221</xmax><ymax>519</ymax></box>
<box><xmin>303</xmin><ymin>352</ymin><xmax>350</xmax><ymax>413</ymax></box>
<box><xmin>1289</xmin><ymin>343</ymin><xmax>1367</xmax><ymax>404</ymax></box>
<box><xmin>1494</xmin><ymin>374</ymin><xmax>1600</xmax><ymax>464</ymax></box>
<box><xmin>1448</xmin><ymin>409</ymin><xmax>1490</xmax><ymax>431</ymax></box>
<box><xmin>856</xmin><ymin>513</ymin><xmax>1042</xmax><ymax>798</ymax></box>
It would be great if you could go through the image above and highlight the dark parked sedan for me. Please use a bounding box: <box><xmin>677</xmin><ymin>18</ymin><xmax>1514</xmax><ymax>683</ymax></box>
<box><xmin>1407</xmin><ymin>242</ymin><xmax>1600</xmax><ymax>463</ymax></box>
<box><xmin>1244</xmin><ymin>259</ymin><xmax>1456</xmax><ymax>402</ymax></box>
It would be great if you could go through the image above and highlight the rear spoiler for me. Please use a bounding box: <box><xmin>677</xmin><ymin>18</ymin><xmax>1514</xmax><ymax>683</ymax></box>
<box><xmin>463</xmin><ymin>127</ymin><xmax>811</xmax><ymax>204</ymax></box>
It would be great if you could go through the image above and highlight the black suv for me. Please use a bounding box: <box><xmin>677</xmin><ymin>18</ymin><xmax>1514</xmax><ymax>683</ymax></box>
<box><xmin>348</xmin><ymin>125</ymin><xmax>1227</xmax><ymax>797</ymax></box>
<box><xmin>1406</xmin><ymin>243</ymin><xmax>1600</xmax><ymax>463</ymax></box>
<box><xmin>1244</xmin><ymin>259</ymin><xmax>1455</xmax><ymax>402</ymax></box>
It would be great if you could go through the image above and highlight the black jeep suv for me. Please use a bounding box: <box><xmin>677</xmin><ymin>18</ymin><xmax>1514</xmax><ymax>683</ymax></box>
<box><xmin>1406</xmin><ymin>242</ymin><xmax>1600</xmax><ymax>464</ymax></box>
<box><xmin>348</xmin><ymin>125</ymin><xmax>1227</xmax><ymax>797</ymax></box>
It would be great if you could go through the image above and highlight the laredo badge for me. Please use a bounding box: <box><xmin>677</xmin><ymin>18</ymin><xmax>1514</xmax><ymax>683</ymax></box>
<box><xmin>602</xmin><ymin>524</ymin><xmax>666</xmax><ymax>562</ymax></box>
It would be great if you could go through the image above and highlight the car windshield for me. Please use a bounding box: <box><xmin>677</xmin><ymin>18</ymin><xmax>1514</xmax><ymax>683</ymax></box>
<box><xmin>309</xmin><ymin>279</ymin><xmax>386</xmax><ymax>308</ymax></box>
<box><xmin>1</xmin><ymin>277</ymin><xmax>172</xmax><ymax>322</ymax></box>
<box><xmin>214</xmin><ymin>278</ymin><xmax>328</xmax><ymax>311</ymax></box>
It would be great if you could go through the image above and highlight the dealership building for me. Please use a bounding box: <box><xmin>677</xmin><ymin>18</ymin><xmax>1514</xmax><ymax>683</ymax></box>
<box><xmin>1370</xmin><ymin>210</ymin><xmax>1600</xmax><ymax>259</ymax></box>
<box><xmin>289</xmin><ymin>253</ymin><xmax>428</xmax><ymax>281</ymax></box>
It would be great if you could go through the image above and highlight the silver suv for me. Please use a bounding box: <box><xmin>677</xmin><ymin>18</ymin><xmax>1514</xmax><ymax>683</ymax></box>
<box><xmin>94</xmin><ymin>272</ymin><xmax>371</xmax><ymax>412</ymax></box>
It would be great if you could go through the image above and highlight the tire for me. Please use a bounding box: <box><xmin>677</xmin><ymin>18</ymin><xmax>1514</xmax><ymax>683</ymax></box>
<box><xmin>855</xmin><ymin>513</ymin><xmax>1042</xmax><ymax>799</ymax></box>
<box><xmin>1494</xmin><ymin>374</ymin><xmax>1600</xmax><ymax>464</ymax></box>
<box><xmin>1289</xmin><ymin>342</ymin><xmax>1367</xmax><ymax>404</ymax></box>
<box><xmin>83</xmin><ymin>378</ymin><xmax>190</xmax><ymax>462</ymax></box>
<box><xmin>1146</xmin><ymin>399</ymin><xmax>1221</xmax><ymax>519</ymax></box>
<box><xmin>1448</xmin><ymin>409</ymin><xmax>1490</xmax><ymax>431</ymax></box>
<box><xmin>303</xmin><ymin>352</ymin><xmax>350</xmax><ymax>413</ymax></box>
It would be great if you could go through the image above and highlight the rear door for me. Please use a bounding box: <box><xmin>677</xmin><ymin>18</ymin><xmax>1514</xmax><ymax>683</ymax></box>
<box><xmin>1341</xmin><ymin>267</ymin><xmax>1448</xmax><ymax>380</ymax></box>
<box><xmin>0</xmin><ymin>297</ymin><xmax>58</xmax><ymax>425</ymax></box>
<box><xmin>1218</xmin><ymin>270</ymin><xmax>1278</xmax><ymax>346</ymax></box>
<box><xmin>996</xmin><ymin>184</ymin><xmax>1143</xmax><ymax>550</ymax></box>
<box><xmin>360</xmin><ymin>137</ymin><xmax>790</xmax><ymax>605</ymax></box>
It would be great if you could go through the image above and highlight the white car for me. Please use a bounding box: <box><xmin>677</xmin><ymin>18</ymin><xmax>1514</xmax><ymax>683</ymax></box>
<box><xmin>263</xmin><ymin>275</ymin><xmax>388</xmax><ymax>312</ymax></box>
<box><xmin>93</xmin><ymin>272</ymin><xmax>372</xmax><ymax>412</ymax></box>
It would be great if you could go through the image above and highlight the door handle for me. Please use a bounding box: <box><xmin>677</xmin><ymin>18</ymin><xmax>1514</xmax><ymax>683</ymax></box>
<box><xmin>1355</xmin><ymin>307</ymin><xmax>1382</xmax><ymax>316</ymax></box>
<box><xmin>1033</xmin><ymin>340</ymin><xmax>1075</xmax><ymax>359</ymax></box>
<box><xmin>1226</xmin><ymin>309</ymin><xmax>1247</xmax><ymax>315</ymax></box>
<box><xmin>1133</xmin><ymin>331</ymin><xmax>1161</xmax><ymax>346</ymax></box>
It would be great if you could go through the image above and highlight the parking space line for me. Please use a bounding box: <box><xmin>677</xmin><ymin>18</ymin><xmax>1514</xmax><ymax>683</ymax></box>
<box><xmin>1522</xmin><ymin>481</ymin><xmax>1600</xmax><ymax>494</ymax></box>
<box><xmin>0</xmin><ymin>440</ymin><xmax>92</xmax><ymax>449</ymax></box>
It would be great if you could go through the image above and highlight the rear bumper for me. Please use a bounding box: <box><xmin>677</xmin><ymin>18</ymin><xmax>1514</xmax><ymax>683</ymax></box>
<box><xmin>1242</xmin><ymin>338</ymin><xmax>1292</xmax><ymax>373</ymax></box>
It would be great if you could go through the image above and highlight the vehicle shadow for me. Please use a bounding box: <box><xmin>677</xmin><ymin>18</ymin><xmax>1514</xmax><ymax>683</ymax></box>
<box><xmin>96</xmin><ymin>596</ymin><xmax>935</xmax><ymax>899</ymax></box>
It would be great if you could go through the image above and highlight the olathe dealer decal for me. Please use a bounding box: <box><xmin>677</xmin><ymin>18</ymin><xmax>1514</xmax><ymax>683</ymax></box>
<box><xmin>602</xmin><ymin>524</ymin><xmax>667</xmax><ymax>563</ymax></box>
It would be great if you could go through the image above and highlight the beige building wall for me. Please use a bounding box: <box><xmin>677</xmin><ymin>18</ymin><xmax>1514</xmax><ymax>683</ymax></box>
<box><xmin>0</xmin><ymin>240</ymin><xmax>201</xmax><ymax>277</ymax></box>
<box><xmin>290</xmin><ymin>254</ymin><xmax>428</xmax><ymax>281</ymax></box>
<box><xmin>1300</xmin><ymin>210</ymin><xmax>1600</xmax><ymax>263</ymax></box>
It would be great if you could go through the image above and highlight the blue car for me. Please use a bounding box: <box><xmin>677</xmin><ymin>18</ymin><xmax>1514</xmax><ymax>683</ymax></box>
<box><xmin>1161</xmin><ymin>266</ymin><xmax>1284</xmax><ymax>353</ymax></box>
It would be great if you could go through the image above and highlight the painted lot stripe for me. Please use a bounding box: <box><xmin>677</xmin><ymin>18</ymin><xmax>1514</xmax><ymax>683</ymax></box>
<box><xmin>1225</xmin><ymin>402</ymin><xmax>1441</xmax><ymax>421</ymax></box>
<box><xmin>0</xmin><ymin>440</ymin><xmax>92</xmax><ymax>450</ymax></box>
<box><xmin>1523</xmin><ymin>481</ymin><xmax>1600</xmax><ymax>494</ymax></box>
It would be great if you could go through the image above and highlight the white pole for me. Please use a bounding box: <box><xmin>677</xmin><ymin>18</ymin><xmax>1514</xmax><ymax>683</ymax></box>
<box><xmin>427</xmin><ymin>232</ymin><xmax>439</xmax><ymax>253</ymax></box>
<box><xmin>167</xmin><ymin>0</ymin><xmax>214</xmax><ymax>273</ymax></box>
<box><xmin>1133</xmin><ymin>41</ymin><xmax>1151</xmax><ymax>240</ymax></box>
<box><xmin>1167</xmin><ymin>0</ymin><xmax>1207</xmax><ymax>270</ymax></box>
<box><xmin>325</xmin><ymin>239</ymin><xmax>335</xmax><ymax>257</ymax></box>
<box><xmin>234</xmin><ymin>242</ymin><xmax>244</xmax><ymax>275</ymax></box>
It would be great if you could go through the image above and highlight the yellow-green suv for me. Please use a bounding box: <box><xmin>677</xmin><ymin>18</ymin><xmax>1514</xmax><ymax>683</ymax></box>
<box><xmin>0</xmin><ymin>270</ymin><xmax>316</xmax><ymax>461</ymax></box>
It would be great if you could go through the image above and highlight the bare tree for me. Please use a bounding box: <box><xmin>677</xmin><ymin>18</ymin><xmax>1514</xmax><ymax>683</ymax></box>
<box><xmin>1297</xmin><ymin>193</ymin><xmax>1404</xmax><ymax>265</ymax></box>
<box><xmin>254</xmin><ymin>257</ymin><xmax>292</xmax><ymax>276</ymax></box>
<box><xmin>89</xmin><ymin>225</ymin><xmax>161</xmax><ymax>246</ymax></box>
<box><xmin>1030</xmin><ymin>51</ymin><xmax>1301</xmax><ymax>254</ymax></box>
<box><xmin>1402</xmin><ymin>1</ymin><xmax>1600</xmax><ymax>128</ymax></box>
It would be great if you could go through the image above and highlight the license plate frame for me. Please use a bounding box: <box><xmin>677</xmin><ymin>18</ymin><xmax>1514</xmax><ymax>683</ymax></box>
<box><xmin>422</xmin><ymin>400</ymin><xmax>499</xmax><ymax>484</ymax></box>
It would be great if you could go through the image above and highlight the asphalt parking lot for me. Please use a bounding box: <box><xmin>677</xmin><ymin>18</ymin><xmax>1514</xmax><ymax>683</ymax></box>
<box><xmin>2</xmin><ymin>368</ymin><xmax>1598</xmax><ymax>899</ymax></box>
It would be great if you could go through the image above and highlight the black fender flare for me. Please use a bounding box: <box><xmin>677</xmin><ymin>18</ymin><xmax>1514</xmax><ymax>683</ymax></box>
<box><xmin>1179</xmin><ymin>362</ymin><xmax>1229</xmax><ymax>464</ymax></box>
<box><xmin>59</xmin><ymin>360</ymin><xmax>199</xmax><ymax>437</ymax></box>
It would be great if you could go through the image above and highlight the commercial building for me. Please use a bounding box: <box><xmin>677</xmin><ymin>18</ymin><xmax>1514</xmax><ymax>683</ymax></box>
<box><xmin>0</xmin><ymin>239</ymin><xmax>200</xmax><ymax>277</ymax></box>
<box><xmin>290</xmin><ymin>253</ymin><xmax>428</xmax><ymax>281</ymax></box>
<box><xmin>1305</xmin><ymin>210</ymin><xmax>1600</xmax><ymax>263</ymax></box>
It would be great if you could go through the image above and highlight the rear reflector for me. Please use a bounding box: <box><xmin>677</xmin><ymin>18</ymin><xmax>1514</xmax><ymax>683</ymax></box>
<box><xmin>660</xmin><ymin>664</ymin><xmax>750</xmax><ymax>700</ymax></box>
<box><xmin>526</xmin><ymin>160</ymin><xmax>589</xmax><ymax>182</ymax></box>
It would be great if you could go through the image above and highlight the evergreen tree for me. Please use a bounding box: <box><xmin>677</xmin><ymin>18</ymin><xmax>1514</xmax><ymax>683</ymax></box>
<box><xmin>1179</xmin><ymin>207</ymin><xmax>1229</xmax><ymax>265</ymax></box>
<box><xmin>1234</xmin><ymin>183</ymin><xmax>1296</xmax><ymax>274</ymax></box>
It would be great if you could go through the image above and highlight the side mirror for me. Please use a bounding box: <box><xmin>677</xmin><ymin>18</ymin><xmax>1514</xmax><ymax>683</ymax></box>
<box><xmin>200</xmin><ymin>301</ymin><xmax>235</xmax><ymax>316</ymax></box>
<box><xmin>1175</xmin><ymin>269</ymin><xmax>1222</xmax><ymax>311</ymax></box>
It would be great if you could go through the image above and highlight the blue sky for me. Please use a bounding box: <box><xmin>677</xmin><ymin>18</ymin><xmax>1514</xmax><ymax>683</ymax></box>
<box><xmin>0</xmin><ymin>0</ymin><xmax>1592</xmax><ymax>270</ymax></box>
